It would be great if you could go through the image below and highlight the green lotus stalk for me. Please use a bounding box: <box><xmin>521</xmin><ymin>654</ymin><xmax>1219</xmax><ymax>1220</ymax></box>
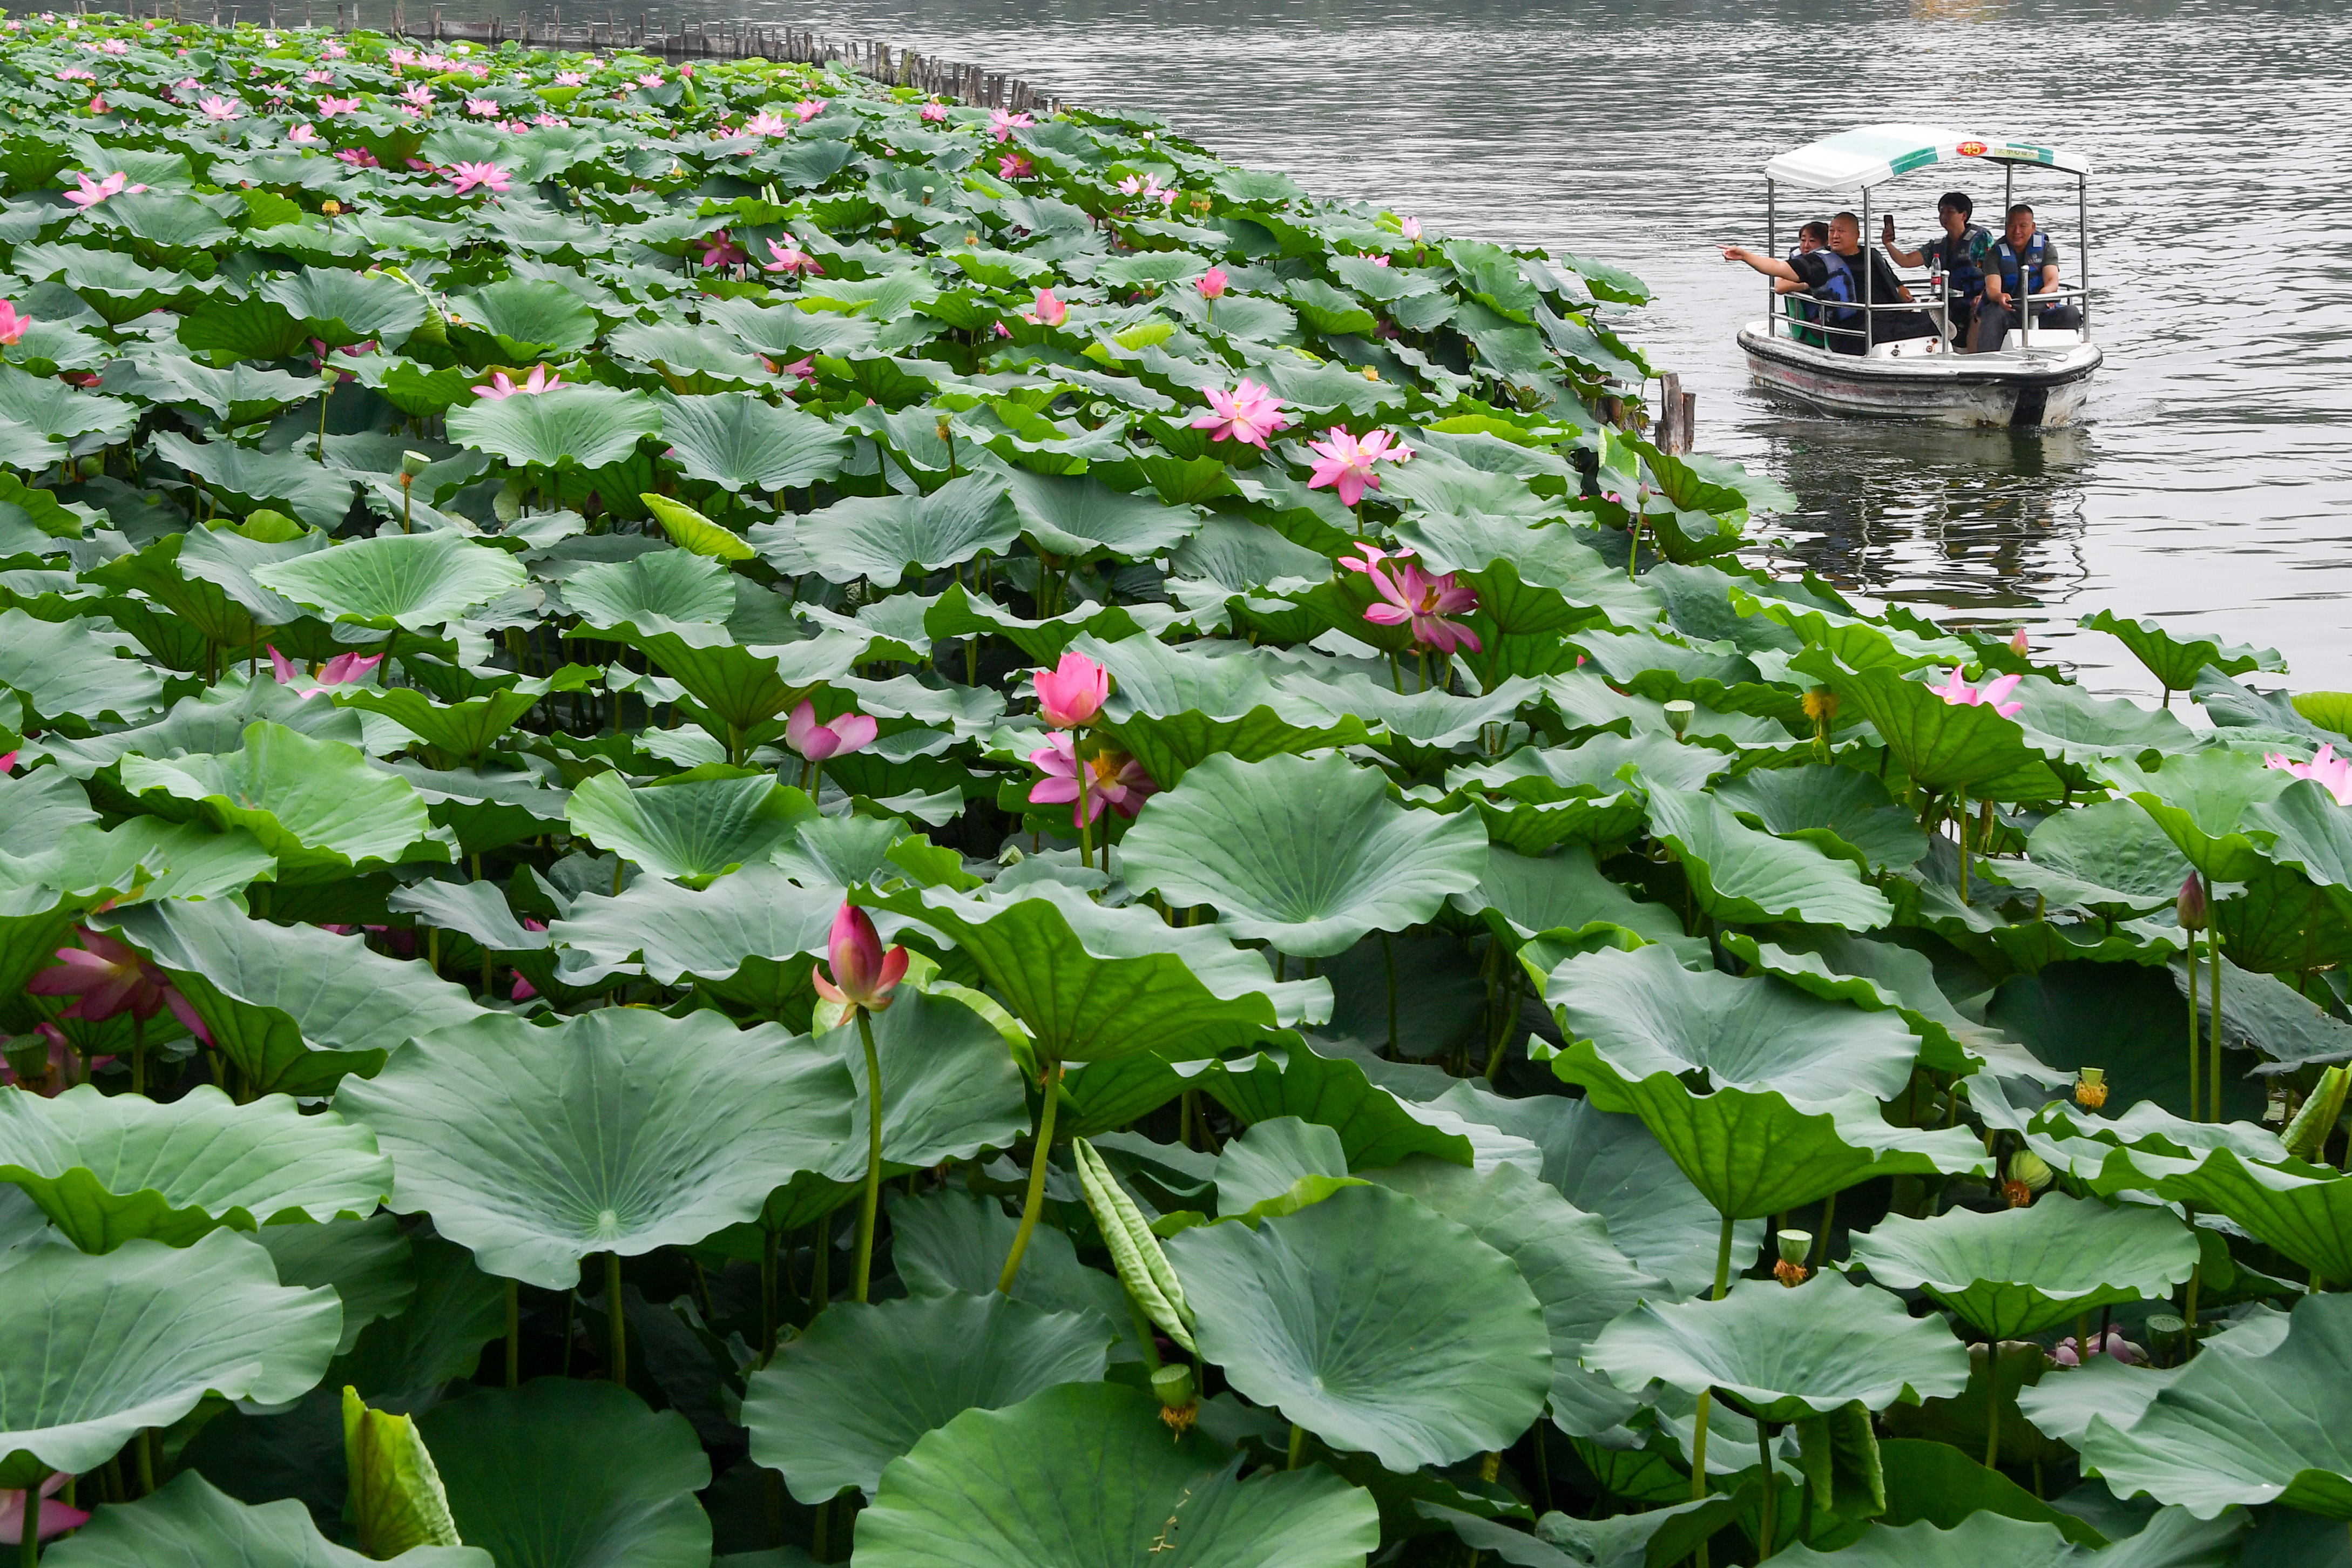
<box><xmin>2209</xmin><ymin>921</ymin><xmax>2224</xmax><ymax>1124</ymax></box>
<box><xmin>851</xmin><ymin>1009</ymin><xmax>884</xmax><ymax>1305</ymax></box>
<box><xmin>605</xmin><ymin>1251</ymin><xmax>625</xmax><ymax>1387</ymax></box>
<box><xmin>2179</xmin><ymin>872</ymin><xmax>2208</xmax><ymax>1121</ymax></box>
<box><xmin>998</xmin><ymin>1060</ymin><xmax>1065</xmax><ymax>1294</ymax></box>
<box><xmin>504</xmin><ymin>1280</ymin><xmax>519</xmax><ymax>1389</ymax></box>
<box><xmin>1758</xmin><ymin>1422</ymin><xmax>1778</xmax><ymax>1558</ymax></box>
<box><xmin>1688</xmin><ymin>1212</ymin><xmax>1738</xmax><ymax>1567</ymax></box>
<box><xmin>811</xmin><ymin>904</ymin><xmax>908</xmax><ymax>1307</ymax></box>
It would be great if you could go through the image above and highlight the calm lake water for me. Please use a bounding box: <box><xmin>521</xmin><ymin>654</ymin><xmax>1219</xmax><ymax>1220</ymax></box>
<box><xmin>389</xmin><ymin>0</ymin><xmax>2352</xmax><ymax>694</ymax></box>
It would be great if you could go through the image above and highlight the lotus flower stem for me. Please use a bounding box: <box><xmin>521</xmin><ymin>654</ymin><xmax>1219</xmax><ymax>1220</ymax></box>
<box><xmin>810</xmin><ymin>1218</ymin><xmax>830</xmax><ymax>1317</ymax></box>
<box><xmin>505</xmin><ymin>1280</ymin><xmax>519</xmax><ymax>1388</ymax></box>
<box><xmin>759</xmin><ymin>1228</ymin><xmax>781</xmax><ymax>1366</ymax></box>
<box><xmin>130</xmin><ymin>1013</ymin><xmax>144</xmax><ymax>1097</ymax></box>
<box><xmin>1982</xmin><ymin>1337</ymin><xmax>2002</xmax><ymax>1468</ymax></box>
<box><xmin>2186</xmin><ymin>945</ymin><xmax>2201</xmax><ymax>1123</ymax></box>
<box><xmin>997</xmin><ymin>1060</ymin><xmax>1065</xmax><ymax>1293</ymax></box>
<box><xmin>1810</xmin><ymin>1191</ymin><xmax>1835</xmax><ymax>1269</ymax></box>
<box><xmin>1383</xmin><ymin>933</ymin><xmax>1400</xmax><ymax>1052</ymax></box>
<box><xmin>1686</xmin><ymin>1212</ymin><xmax>1739</xmax><ymax>1562</ymax></box>
<box><xmin>851</xmin><ymin>1008</ymin><xmax>885</xmax><ymax>1305</ymax></box>
<box><xmin>2209</xmin><ymin>928</ymin><xmax>2223</xmax><ymax>1121</ymax></box>
<box><xmin>1287</xmin><ymin>1422</ymin><xmax>1307</xmax><ymax>1470</ymax></box>
<box><xmin>1956</xmin><ymin>789</ymin><xmax>1969</xmax><ymax>903</ymax></box>
<box><xmin>18</xmin><ymin>1500</ymin><xmax>33</xmax><ymax>1565</ymax></box>
<box><xmin>606</xmin><ymin>1252</ymin><xmax>626</xmax><ymax>1386</ymax></box>
<box><xmin>136</xmin><ymin>1429</ymin><xmax>154</xmax><ymax>1494</ymax></box>
<box><xmin>1757</xmin><ymin>1424</ymin><xmax>1778</xmax><ymax>1557</ymax></box>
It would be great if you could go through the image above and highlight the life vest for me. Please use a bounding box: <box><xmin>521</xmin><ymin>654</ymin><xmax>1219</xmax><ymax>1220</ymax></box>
<box><xmin>1936</xmin><ymin>224</ymin><xmax>1992</xmax><ymax>303</ymax></box>
<box><xmin>1814</xmin><ymin>248</ymin><xmax>1860</xmax><ymax>337</ymax></box>
<box><xmin>1785</xmin><ymin>246</ymin><xmax>1819</xmax><ymax>325</ymax></box>
<box><xmin>1995</xmin><ymin>232</ymin><xmax>2052</xmax><ymax>300</ymax></box>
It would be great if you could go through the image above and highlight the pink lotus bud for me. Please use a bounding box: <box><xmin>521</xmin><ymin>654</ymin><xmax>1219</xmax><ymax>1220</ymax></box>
<box><xmin>812</xmin><ymin>903</ymin><xmax>907</xmax><ymax>1015</ymax></box>
<box><xmin>1033</xmin><ymin>651</ymin><xmax>1109</xmax><ymax>729</ymax></box>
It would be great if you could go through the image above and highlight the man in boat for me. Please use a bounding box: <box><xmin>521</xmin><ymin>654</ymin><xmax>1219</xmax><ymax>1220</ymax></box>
<box><xmin>1972</xmin><ymin>204</ymin><xmax>2083</xmax><ymax>350</ymax></box>
<box><xmin>1722</xmin><ymin>212</ymin><xmax>1932</xmax><ymax>354</ymax></box>
<box><xmin>1881</xmin><ymin>191</ymin><xmax>1993</xmax><ymax>350</ymax></box>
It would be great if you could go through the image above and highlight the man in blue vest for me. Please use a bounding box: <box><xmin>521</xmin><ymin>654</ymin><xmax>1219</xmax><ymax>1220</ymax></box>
<box><xmin>1882</xmin><ymin>191</ymin><xmax>1993</xmax><ymax>350</ymax></box>
<box><xmin>1972</xmin><ymin>203</ymin><xmax>2082</xmax><ymax>350</ymax></box>
<box><xmin>1722</xmin><ymin>218</ymin><xmax>1866</xmax><ymax>354</ymax></box>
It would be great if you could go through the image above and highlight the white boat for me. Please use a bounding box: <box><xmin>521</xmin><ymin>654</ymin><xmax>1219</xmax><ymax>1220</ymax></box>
<box><xmin>1735</xmin><ymin>124</ymin><xmax>2103</xmax><ymax>428</ymax></box>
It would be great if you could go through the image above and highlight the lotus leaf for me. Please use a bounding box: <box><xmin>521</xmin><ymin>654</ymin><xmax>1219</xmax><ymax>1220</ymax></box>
<box><xmin>565</xmin><ymin>771</ymin><xmax>816</xmax><ymax>888</ymax></box>
<box><xmin>253</xmin><ymin>530</ymin><xmax>527</xmax><ymax>632</ymax></box>
<box><xmin>1849</xmin><ymin>1195</ymin><xmax>2200</xmax><ymax>1338</ymax></box>
<box><xmin>40</xmin><ymin>1471</ymin><xmax>491</xmax><ymax>1567</ymax></box>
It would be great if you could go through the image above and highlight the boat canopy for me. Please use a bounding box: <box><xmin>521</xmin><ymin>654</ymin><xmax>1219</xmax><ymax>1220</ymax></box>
<box><xmin>1764</xmin><ymin>123</ymin><xmax>2091</xmax><ymax>191</ymax></box>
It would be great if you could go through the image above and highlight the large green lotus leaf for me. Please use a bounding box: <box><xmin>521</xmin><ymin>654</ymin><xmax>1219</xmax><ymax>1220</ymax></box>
<box><xmin>149</xmin><ymin>433</ymin><xmax>361</xmax><ymax>531</ymax></box>
<box><xmin>655</xmin><ymin>390</ymin><xmax>851</xmax><ymax>494</ymax></box>
<box><xmin>1765</xmin><ymin>1506</ymin><xmax>2242</xmax><ymax>1568</ymax></box>
<box><xmin>2080</xmin><ymin>609</ymin><xmax>2284</xmax><ymax>696</ymax></box>
<box><xmin>1429</xmin><ymin>1085</ymin><xmax>1759</xmax><ymax>1295</ymax></box>
<box><xmin>1557</xmin><ymin>1043</ymin><xmax>1993</xmax><ymax>1218</ymax></box>
<box><xmin>0</xmin><ymin>1084</ymin><xmax>389</xmax><ymax>1254</ymax></box>
<box><xmin>2077</xmin><ymin>1290</ymin><xmax>2352</xmax><ymax>1519</ymax></box>
<box><xmin>447</xmin><ymin>384</ymin><xmax>660</xmax><ymax>470</ymax></box>
<box><xmin>40</xmin><ymin>1470</ymin><xmax>491</xmax><ymax>1568</ymax></box>
<box><xmin>1547</xmin><ymin>943</ymin><xmax>1923</xmax><ymax>1101</ymax></box>
<box><xmin>2099</xmin><ymin>749</ymin><xmax>2295</xmax><ymax>883</ymax></box>
<box><xmin>0</xmin><ymin>1227</ymin><xmax>341</xmax><ymax>1487</ymax></box>
<box><xmin>1212</xmin><ymin>1116</ymin><xmax>1353</xmax><ymax>1213</ymax></box>
<box><xmin>333</xmin><ymin>1233</ymin><xmax>509</xmax><ymax>1403</ymax></box>
<box><xmin>1418</xmin><ymin>1497</ymin><xmax>1764</xmax><ymax>1568</ymax></box>
<box><xmin>81</xmin><ymin>530</ymin><xmax>266</xmax><ymax>650</ymax></box>
<box><xmin>333</xmin><ymin>666</ymin><xmax>594</xmax><ymax>763</ymax></box>
<box><xmin>0</xmin><ymin>610</ymin><xmax>165</xmax><ymax>731</ymax></box>
<box><xmin>448</xmin><ymin>278</ymin><xmax>601</xmax><ymax>356</ymax></box>
<box><xmin>1712</xmin><ymin>762</ymin><xmax>1928</xmax><ymax>874</ymax></box>
<box><xmin>1080</xmin><ymin>632</ymin><xmax>1371</xmax><ymax>787</ymax></box>
<box><xmin>1848</xmin><ymin>1194</ymin><xmax>2199</xmax><ymax>1339</ymax></box>
<box><xmin>745</xmin><ymin>1290</ymin><xmax>1112</xmax><ymax>1503</ymax></box>
<box><xmin>2145</xmin><ymin>1147</ymin><xmax>2352</xmax><ymax>1286</ymax></box>
<box><xmin>1804</xmin><ymin>659</ymin><xmax>2051</xmax><ymax>794</ymax></box>
<box><xmin>1003</xmin><ymin>468</ymin><xmax>1205</xmax><ymax>558</ymax></box>
<box><xmin>1369</xmin><ymin>1157</ymin><xmax>1666</xmax><ymax>1436</ymax></box>
<box><xmin>1588</xmin><ymin>1276</ymin><xmax>1969</xmax><ymax>1424</ymax></box>
<box><xmin>1985</xmin><ymin>961</ymin><xmax>2265</xmax><ymax>1127</ymax></box>
<box><xmin>1712</xmin><ymin>930</ymin><xmax>2049</xmax><ymax>1083</ymax></box>
<box><xmin>1643</xmin><ymin>785</ymin><xmax>1895</xmax><ymax>930</ymax></box>
<box><xmin>0</xmin><ymin>364</ymin><xmax>134</xmax><ymax>441</ymax></box>
<box><xmin>565</xmin><ymin>547</ymin><xmax>734</xmax><ymax>628</ymax></box>
<box><xmin>418</xmin><ymin>1380</ymin><xmax>711</xmax><ymax>1568</ymax></box>
<box><xmin>337</xmin><ymin>1008</ymin><xmax>851</xmax><ymax>1289</ymax></box>
<box><xmin>599</xmin><ymin>621</ymin><xmax>864</xmax><ymax>746</ymax></box>
<box><xmin>1121</xmin><ymin>752</ymin><xmax>1489</xmax><ymax>958</ymax></box>
<box><xmin>546</xmin><ymin>862</ymin><xmax>836</xmax><ymax>1001</ymax></box>
<box><xmin>1197</xmin><ymin>1043</ymin><xmax>1477</xmax><ymax>1171</ymax></box>
<box><xmin>2205</xmin><ymin>861</ymin><xmax>2352</xmax><ymax>976</ymax></box>
<box><xmin>1168</xmin><ymin>1182</ymin><xmax>1552</xmax><ymax>1469</ymax></box>
<box><xmin>2008</xmin><ymin>677</ymin><xmax>2205</xmax><ymax>767</ymax></box>
<box><xmin>253</xmin><ymin>530</ymin><xmax>528</xmax><ymax>633</ymax></box>
<box><xmin>119</xmin><ymin>721</ymin><xmax>445</xmax><ymax>881</ymax></box>
<box><xmin>1456</xmin><ymin>843</ymin><xmax>1696</xmax><ymax>957</ymax></box>
<box><xmin>566</xmin><ymin>772</ymin><xmax>816</xmax><ymax>889</ymax></box>
<box><xmin>251</xmin><ymin>1213</ymin><xmax>415</xmax><ymax>1356</ymax></box>
<box><xmin>888</xmin><ymin>1189</ymin><xmax>1133</xmax><ymax>1334</ymax></box>
<box><xmin>257</xmin><ymin>266</ymin><xmax>430</xmax><ymax>348</ymax></box>
<box><xmin>2240</xmin><ymin>776</ymin><xmax>2352</xmax><ymax>907</ymax></box>
<box><xmin>922</xmin><ymin>581</ymin><xmax>1177</xmax><ymax>666</ymax></box>
<box><xmin>105</xmin><ymin>897</ymin><xmax>486</xmax><ymax>1099</ymax></box>
<box><xmin>809</xmin><ymin>989</ymin><xmax>1031</xmax><ymax>1182</ymax></box>
<box><xmin>870</xmin><ymin>882</ymin><xmax>1330</xmax><ymax>1063</ymax></box>
<box><xmin>1745</xmin><ymin>592</ymin><xmax>1970</xmax><ymax>675</ymax></box>
<box><xmin>2002</xmin><ymin>799</ymin><xmax>2196</xmax><ymax>918</ymax></box>
<box><xmin>781</xmin><ymin>471</ymin><xmax>1018</xmax><ymax>589</ymax></box>
<box><xmin>856</xmin><ymin>1382</ymin><xmax>1379</xmax><ymax>1568</ymax></box>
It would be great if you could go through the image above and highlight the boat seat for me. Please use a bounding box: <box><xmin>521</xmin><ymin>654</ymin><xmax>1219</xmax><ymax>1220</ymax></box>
<box><xmin>2000</xmin><ymin>329</ymin><xmax>2084</xmax><ymax>352</ymax></box>
<box><xmin>1867</xmin><ymin>337</ymin><xmax>1945</xmax><ymax>360</ymax></box>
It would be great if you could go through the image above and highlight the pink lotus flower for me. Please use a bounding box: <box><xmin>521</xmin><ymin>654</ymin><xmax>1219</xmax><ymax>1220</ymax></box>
<box><xmin>555</xmin><ymin>71</ymin><xmax>585</xmax><ymax>85</ymax></box>
<box><xmin>742</xmin><ymin>107</ymin><xmax>788</xmax><ymax>137</ymax></box>
<box><xmin>786</xmin><ymin>699</ymin><xmax>877</xmax><ymax>761</ymax></box>
<box><xmin>86</xmin><ymin>94</ymin><xmax>106</xmax><ymax>113</ymax></box>
<box><xmin>471</xmin><ymin>364</ymin><xmax>562</xmax><ymax>400</ymax></box>
<box><xmin>531</xmin><ymin>112</ymin><xmax>566</xmax><ymax>128</ymax></box>
<box><xmin>287</xmin><ymin>123</ymin><xmax>319</xmax><ymax>145</ymax></box>
<box><xmin>400</xmin><ymin>83</ymin><xmax>432</xmax><ymax>107</ymax></box>
<box><xmin>1305</xmin><ymin>426</ymin><xmax>1412</xmax><ymax>508</ymax></box>
<box><xmin>1400</xmin><ymin>216</ymin><xmax>1422</xmax><ymax>242</ymax></box>
<box><xmin>465</xmin><ymin>96</ymin><xmax>498</xmax><ymax>116</ymax></box>
<box><xmin>168</xmin><ymin>75</ymin><xmax>200</xmax><ymax>98</ymax></box>
<box><xmin>305</xmin><ymin>68</ymin><xmax>333</xmax><ymax>83</ymax></box>
<box><xmin>998</xmin><ymin>153</ymin><xmax>1033</xmax><ymax>179</ymax></box>
<box><xmin>325</xmin><ymin>40</ymin><xmax>347</xmax><ymax>56</ymax></box>
<box><xmin>636</xmin><ymin>72</ymin><xmax>663</xmax><ymax>87</ymax></box>
<box><xmin>25</xmin><ymin>928</ymin><xmax>210</xmax><ymax>1044</ymax></box>
<box><xmin>1024</xmin><ymin>287</ymin><xmax>1068</xmax><ymax>327</ymax></box>
<box><xmin>335</xmin><ymin>146</ymin><xmax>380</xmax><ymax>167</ymax></box>
<box><xmin>774</xmin><ymin>355</ymin><xmax>815</xmax><ymax>383</ymax></box>
<box><xmin>1191</xmin><ymin>379</ymin><xmax>1291</xmax><ymax>449</ymax></box>
<box><xmin>920</xmin><ymin>101</ymin><xmax>948</xmax><ymax>123</ymax></box>
<box><xmin>2052</xmin><ymin>1328</ymin><xmax>2144</xmax><ymax>1367</ymax></box>
<box><xmin>0</xmin><ymin>301</ymin><xmax>26</xmax><ymax>346</ymax></box>
<box><xmin>0</xmin><ymin>1472</ymin><xmax>90</xmax><ymax>1545</ymax></box>
<box><xmin>1346</xmin><ymin>544</ymin><xmax>1482</xmax><ymax>654</ymax></box>
<box><xmin>447</xmin><ymin>161</ymin><xmax>510</xmax><ymax>195</ymax></box>
<box><xmin>1197</xmin><ymin>267</ymin><xmax>1229</xmax><ymax>300</ymax></box>
<box><xmin>2010</xmin><ymin>628</ymin><xmax>2031</xmax><ymax>654</ymax></box>
<box><xmin>792</xmin><ymin>97</ymin><xmax>826</xmax><ymax>122</ymax></box>
<box><xmin>812</xmin><ymin>903</ymin><xmax>907</xmax><ymax>1016</ymax></box>
<box><xmin>64</xmin><ymin>170</ymin><xmax>145</xmax><ymax>208</ymax></box>
<box><xmin>1028</xmin><ymin>731</ymin><xmax>1157</xmax><ymax>827</ymax></box>
<box><xmin>388</xmin><ymin>46</ymin><xmax>416</xmax><ymax>65</ymax></box>
<box><xmin>100</xmin><ymin>36</ymin><xmax>129</xmax><ymax>53</ymax></box>
<box><xmin>762</xmin><ymin>235</ymin><xmax>821</xmax><ymax>276</ymax></box>
<box><xmin>1929</xmin><ymin>666</ymin><xmax>2024</xmax><ymax>719</ymax></box>
<box><xmin>990</xmin><ymin>107</ymin><xmax>1034</xmax><ymax>143</ymax></box>
<box><xmin>1371</xmin><ymin>254</ymin><xmax>1391</xmax><ymax>267</ymax></box>
<box><xmin>54</xmin><ymin>66</ymin><xmax>93</xmax><ymax>81</ymax></box>
<box><xmin>316</xmin><ymin>93</ymin><xmax>359</xmax><ymax>114</ymax></box>
<box><xmin>2265</xmin><ymin>744</ymin><xmax>2352</xmax><ymax>806</ymax></box>
<box><xmin>698</xmin><ymin>229</ymin><xmax>747</xmax><ymax>268</ymax></box>
<box><xmin>268</xmin><ymin>645</ymin><xmax>383</xmax><ymax>697</ymax></box>
<box><xmin>1033</xmin><ymin>651</ymin><xmax>1110</xmax><ymax>729</ymax></box>
<box><xmin>198</xmin><ymin>93</ymin><xmax>242</xmax><ymax>120</ymax></box>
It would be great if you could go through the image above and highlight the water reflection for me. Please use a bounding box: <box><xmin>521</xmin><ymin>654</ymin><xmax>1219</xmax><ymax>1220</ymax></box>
<box><xmin>341</xmin><ymin>0</ymin><xmax>2352</xmax><ymax>690</ymax></box>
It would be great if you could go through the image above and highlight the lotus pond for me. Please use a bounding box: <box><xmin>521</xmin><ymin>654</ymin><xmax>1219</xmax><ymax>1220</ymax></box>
<box><xmin>4</xmin><ymin>11</ymin><xmax>2352</xmax><ymax>1568</ymax></box>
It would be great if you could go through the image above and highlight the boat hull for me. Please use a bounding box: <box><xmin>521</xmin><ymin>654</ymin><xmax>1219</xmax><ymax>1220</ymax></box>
<box><xmin>1736</xmin><ymin>323</ymin><xmax>2101</xmax><ymax>428</ymax></box>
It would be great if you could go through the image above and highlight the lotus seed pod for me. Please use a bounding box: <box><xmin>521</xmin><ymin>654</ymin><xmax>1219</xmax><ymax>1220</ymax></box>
<box><xmin>2006</xmin><ymin>1150</ymin><xmax>2053</xmax><ymax>1192</ymax></box>
<box><xmin>1664</xmin><ymin>699</ymin><xmax>1694</xmax><ymax>739</ymax></box>
<box><xmin>2075</xmin><ymin>1067</ymin><xmax>2108</xmax><ymax>1110</ymax></box>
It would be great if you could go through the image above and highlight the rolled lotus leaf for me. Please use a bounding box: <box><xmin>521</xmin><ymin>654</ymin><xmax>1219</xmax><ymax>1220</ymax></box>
<box><xmin>1073</xmin><ymin>1136</ymin><xmax>1195</xmax><ymax>1351</ymax></box>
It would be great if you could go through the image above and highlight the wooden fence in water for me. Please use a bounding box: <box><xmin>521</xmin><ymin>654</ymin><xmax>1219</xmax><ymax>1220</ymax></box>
<box><xmin>80</xmin><ymin>0</ymin><xmax>1059</xmax><ymax>112</ymax></box>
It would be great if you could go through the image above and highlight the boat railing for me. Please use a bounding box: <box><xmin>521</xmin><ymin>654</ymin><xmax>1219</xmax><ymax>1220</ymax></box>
<box><xmin>1766</xmin><ymin>270</ymin><xmax>2092</xmax><ymax>356</ymax></box>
